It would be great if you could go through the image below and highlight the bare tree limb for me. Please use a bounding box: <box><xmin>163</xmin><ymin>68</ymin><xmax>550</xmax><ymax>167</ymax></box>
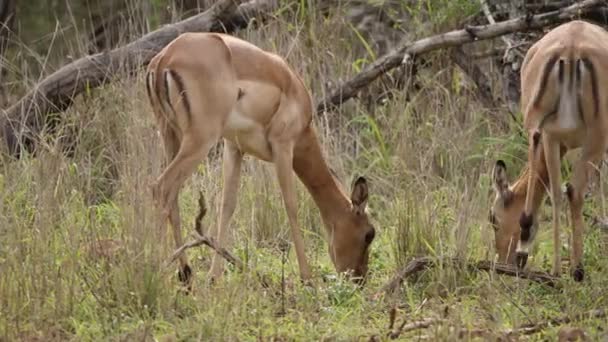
<box><xmin>374</xmin><ymin>256</ymin><xmax>560</xmax><ymax>300</ymax></box>
<box><xmin>0</xmin><ymin>0</ymin><xmax>261</xmax><ymax>157</ymax></box>
<box><xmin>316</xmin><ymin>0</ymin><xmax>605</xmax><ymax>115</ymax></box>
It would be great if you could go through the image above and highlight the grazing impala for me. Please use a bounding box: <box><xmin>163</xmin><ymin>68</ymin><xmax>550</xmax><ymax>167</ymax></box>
<box><xmin>490</xmin><ymin>20</ymin><xmax>608</xmax><ymax>281</ymax></box>
<box><xmin>145</xmin><ymin>32</ymin><xmax>376</xmax><ymax>287</ymax></box>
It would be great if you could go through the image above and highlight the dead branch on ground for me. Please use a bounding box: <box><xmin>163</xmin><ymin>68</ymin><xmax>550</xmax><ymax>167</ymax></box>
<box><xmin>168</xmin><ymin>192</ymin><xmax>244</xmax><ymax>271</ymax></box>
<box><xmin>388</xmin><ymin>318</ymin><xmax>443</xmax><ymax>340</ymax></box>
<box><xmin>316</xmin><ymin>0</ymin><xmax>604</xmax><ymax>114</ymax></box>
<box><xmin>374</xmin><ymin>256</ymin><xmax>559</xmax><ymax>300</ymax></box>
<box><xmin>167</xmin><ymin>191</ymin><xmax>277</xmax><ymax>289</ymax></box>
<box><xmin>385</xmin><ymin>308</ymin><xmax>606</xmax><ymax>339</ymax></box>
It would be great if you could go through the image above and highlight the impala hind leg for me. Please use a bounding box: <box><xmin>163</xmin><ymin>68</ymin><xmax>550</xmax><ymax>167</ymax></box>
<box><xmin>565</xmin><ymin>150</ymin><xmax>603</xmax><ymax>282</ymax></box>
<box><xmin>208</xmin><ymin>140</ymin><xmax>243</xmax><ymax>282</ymax></box>
<box><xmin>157</xmin><ymin>125</ymin><xmax>193</xmax><ymax>287</ymax></box>
<box><xmin>153</xmin><ymin>134</ymin><xmax>219</xmax><ymax>285</ymax></box>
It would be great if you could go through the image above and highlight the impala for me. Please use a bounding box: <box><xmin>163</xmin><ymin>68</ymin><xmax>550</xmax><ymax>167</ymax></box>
<box><xmin>145</xmin><ymin>32</ymin><xmax>376</xmax><ymax>287</ymax></box>
<box><xmin>490</xmin><ymin>20</ymin><xmax>608</xmax><ymax>281</ymax></box>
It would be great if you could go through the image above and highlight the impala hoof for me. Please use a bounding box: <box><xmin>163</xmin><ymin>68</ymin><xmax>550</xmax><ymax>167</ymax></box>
<box><xmin>571</xmin><ymin>264</ymin><xmax>584</xmax><ymax>282</ymax></box>
<box><xmin>178</xmin><ymin>264</ymin><xmax>193</xmax><ymax>289</ymax></box>
<box><xmin>516</xmin><ymin>252</ymin><xmax>528</xmax><ymax>269</ymax></box>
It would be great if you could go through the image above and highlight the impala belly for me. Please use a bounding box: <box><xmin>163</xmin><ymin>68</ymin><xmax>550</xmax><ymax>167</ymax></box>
<box><xmin>222</xmin><ymin>81</ymin><xmax>280</xmax><ymax>162</ymax></box>
<box><xmin>223</xmin><ymin>108</ymin><xmax>273</xmax><ymax>161</ymax></box>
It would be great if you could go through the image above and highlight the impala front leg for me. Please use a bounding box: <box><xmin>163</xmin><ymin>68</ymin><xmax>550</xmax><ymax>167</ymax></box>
<box><xmin>271</xmin><ymin>140</ymin><xmax>312</xmax><ymax>283</ymax></box>
<box><xmin>208</xmin><ymin>140</ymin><xmax>243</xmax><ymax>282</ymax></box>
<box><xmin>542</xmin><ymin>134</ymin><xmax>563</xmax><ymax>277</ymax></box>
<box><xmin>517</xmin><ymin>131</ymin><xmax>543</xmax><ymax>269</ymax></box>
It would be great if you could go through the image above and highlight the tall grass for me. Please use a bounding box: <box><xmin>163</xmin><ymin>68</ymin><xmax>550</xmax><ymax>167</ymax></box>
<box><xmin>1</xmin><ymin>1</ymin><xmax>607</xmax><ymax>340</ymax></box>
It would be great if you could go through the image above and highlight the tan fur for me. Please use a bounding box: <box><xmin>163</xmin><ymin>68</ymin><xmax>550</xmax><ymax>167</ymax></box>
<box><xmin>490</xmin><ymin>21</ymin><xmax>608</xmax><ymax>280</ymax></box>
<box><xmin>145</xmin><ymin>33</ymin><xmax>375</xmax><ymax>286</ymax></box>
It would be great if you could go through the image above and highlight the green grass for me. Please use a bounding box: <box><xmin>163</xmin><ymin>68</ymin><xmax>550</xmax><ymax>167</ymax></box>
<box><xmin>1</xmin><ymin>1</ymin><xmax>608</xmax><ymax>341</ymax></box>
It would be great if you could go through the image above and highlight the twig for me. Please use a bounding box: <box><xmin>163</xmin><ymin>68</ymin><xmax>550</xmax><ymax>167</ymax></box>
<box><xmin>374</xmin><ymin>257</ymin><xmax>560</xmax><ymax>300</ymax></box>
<box><xmin>507</xmin><ymin>308</ymin><xmax>606</xmax><ymax>336</ymax></box>
<box><xmin>384</xmin><ymin>308</ymin><xmax>606</xmax><ymax>339</ymax></box>
<box><xmin>168</xmin><ymin>192</ymin><xmax>244</xmax><ymax>271</ymax></box>
<box><xmin>388</xmin><ymin>318</ymin><xmax>444</xmax><ymax>340</ymax></box>
<box><xmin>316</xmin><ymin>0</ymin><xmax>604</xmax><ymax>114</ymax></box>
<box><xmin>167</xmin><ymin>191</ymin><xmax>276</xmax><ymax>289</ymax></box>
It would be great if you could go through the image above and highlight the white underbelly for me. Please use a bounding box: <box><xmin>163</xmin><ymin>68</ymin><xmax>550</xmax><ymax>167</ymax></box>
<box><xmin>223</xmin><ymin>109</ymin><xmax>273</xmax><ymax>161</ymax></box>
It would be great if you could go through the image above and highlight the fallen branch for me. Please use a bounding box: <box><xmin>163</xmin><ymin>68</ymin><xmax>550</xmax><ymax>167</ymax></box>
<box><xmin>375</xmin><ymin>257</ymin><xmax>559</xmax><ymax>299</ymax></box>
<box><xmin>388</xmin><ymin>318</ymin><xmax>443</xmax><ymax>340</ymax></box>
<box><xmin>0</xmin><ymin>0</ymin><xmax>279</xmax><ymax>156</ymax></box>
<box><xmin>168</xmin><ymin>192</ymin><xmax>244</xmax><ymax>271</ymax></box>
<box><xmin>167</xmin><ymin>191</ymin><xmax>276</xmax><ymax>289</ymax></box>
<box><xmin>507</xmin><ymin>308</ymin><xmax>606</xmax><ymax>337</ymax></box>
<box><xmin>385</xmin><ymin>308</ymin><xmax>606</xmax><ymax>339</ymax></box>
<box><xmin>316</xmin><ymin>0</ymin><xmax>605</xmax><ymax>114</ymax></box>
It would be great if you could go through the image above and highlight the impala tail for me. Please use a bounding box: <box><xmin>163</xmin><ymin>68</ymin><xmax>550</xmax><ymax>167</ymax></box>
<box><xmin>533</xmin><ymin>49</ymin><xmax>599</xmax><ymax>130</ymax></box>
<box><xmin>145</xmin><ymin>65</ymin><xmax>191</xmax><ymax>129</ymax></box>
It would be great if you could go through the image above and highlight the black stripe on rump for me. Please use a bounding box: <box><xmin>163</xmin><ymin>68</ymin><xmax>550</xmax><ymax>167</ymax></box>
<box><xmin>145</xmin><ymin>71</ymin><xmax>154</xmax><ymax>103</ymax></box>
<box><xmin>532</xmin><ymin>54</ymin><xmax>560</xmax><ymax>109</ymax></box>
<box><xmin>581</xmin><ymin>58</ymin><xmax>599</xmax><ymax>118</ymax></box>
<box><xmin>164</xmin><ymin>69</ymin><xmax>192</xmax><ymax>122</ymax></box>
<box><xmin>568</xmin><ymin>52</ymin><xmax>575</xmax><ymax>92</ymax></box>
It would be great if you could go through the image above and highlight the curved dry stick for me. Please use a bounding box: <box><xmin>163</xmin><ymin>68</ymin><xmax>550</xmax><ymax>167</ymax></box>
<box><xmin>374</xmin><ymin>256</ymin><xmax>560</xmax><ymax>300</ymax></box>
<box><xmin>168</xmin><ymin>191</ymin><xmax>244</xmax><ymax>271</ymax></box>
<box><xmin>386</xmin><ymin>308</ymin><xmax>606</xmax><ymax>339</ymax></box>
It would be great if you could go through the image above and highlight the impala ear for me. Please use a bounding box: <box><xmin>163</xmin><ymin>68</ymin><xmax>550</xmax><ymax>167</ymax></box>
<box><xmin>351</xmin><ymin>176</ymin><xmax>368</xmax><ymax>215</ymax></box>
<box><xmin>492</xmin><ymin>160</ymin><xmax>512</xmax><ymax>203</ymax></box>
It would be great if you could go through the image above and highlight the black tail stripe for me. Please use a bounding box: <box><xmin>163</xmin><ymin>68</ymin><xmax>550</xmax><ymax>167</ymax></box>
<box><xmin>568</xmin><ymin>52</ymin><xmax>575</xmax><ymax>93</ymax></box>
<box><xmin>577</xmin><ymin>93</ymin><xmax>585</xmax><ymax>125</ymax></box>
<box><xmin>533</xmin><ymin>54</ymin><xmax>560</xmax><ymax>108</ymax></box>
<box><xmin>165</xmin><ymin>69</ymin><xmax>192</xmax><ymax>122</ymax></box>
<box><xmin>581</xmin><ymin>58</ymin><xmax>599</xmax><ymax>118</ymax></box>
<box><xmin>558</xmin><ymin>59</ymin><xmax>564</xmax><ymax>83</ymax></box>
<box><xmin>145</xmin><ymin>72</ymin><xmax>154</xmax><ymax>102</ymax></box>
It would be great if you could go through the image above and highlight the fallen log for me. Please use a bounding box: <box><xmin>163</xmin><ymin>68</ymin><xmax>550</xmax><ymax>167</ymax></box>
<box><xmin>374</xmin><ymin>256</ymin><xmax>560</xmax><ymax>300</ymax></box>
<box><xmin>316</xmin><ymin>0</ymin><xmax>605</xmax><ymax>114</ymax></box>
<box><xmin>0</xmin><ymin>0</ymin><xmax>279</xmax><ymax>157</ymax></box>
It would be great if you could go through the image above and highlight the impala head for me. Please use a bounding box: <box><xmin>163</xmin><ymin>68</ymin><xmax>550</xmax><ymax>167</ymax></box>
<box><xmin>329</xmin><ymin>176</ymin><xmax>376</xmax><ymax>282</ymax></box>
<box><xmin>489</xmin><ymin>160</ymin><xmax>525</xmax><ymax>265</ymax></box>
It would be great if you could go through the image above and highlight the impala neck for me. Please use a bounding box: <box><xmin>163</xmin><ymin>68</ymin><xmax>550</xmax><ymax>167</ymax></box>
<box><xmin>292</xmin><ymin>126</ymin><xmax>351</xmax><ymax>229</ymax></box>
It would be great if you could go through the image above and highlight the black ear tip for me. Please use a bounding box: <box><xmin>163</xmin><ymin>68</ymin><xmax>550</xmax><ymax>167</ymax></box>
<box><xmin>495</xmin><ymin>160</ymin><xmax>506</xmax><ymax>169</ymax></box>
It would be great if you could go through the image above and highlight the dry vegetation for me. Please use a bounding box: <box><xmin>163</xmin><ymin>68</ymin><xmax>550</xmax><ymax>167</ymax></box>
<box><xmin>1</xmin><ymin>1</ymin><xmax>608</xmax><ymax>341</ymax></box>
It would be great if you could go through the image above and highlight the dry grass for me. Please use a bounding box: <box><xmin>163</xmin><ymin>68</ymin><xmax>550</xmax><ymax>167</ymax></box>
<box><xmin>1</xmin><ymin>1</ymin><xmax>607</xmax><ymax>341</ymax></box>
